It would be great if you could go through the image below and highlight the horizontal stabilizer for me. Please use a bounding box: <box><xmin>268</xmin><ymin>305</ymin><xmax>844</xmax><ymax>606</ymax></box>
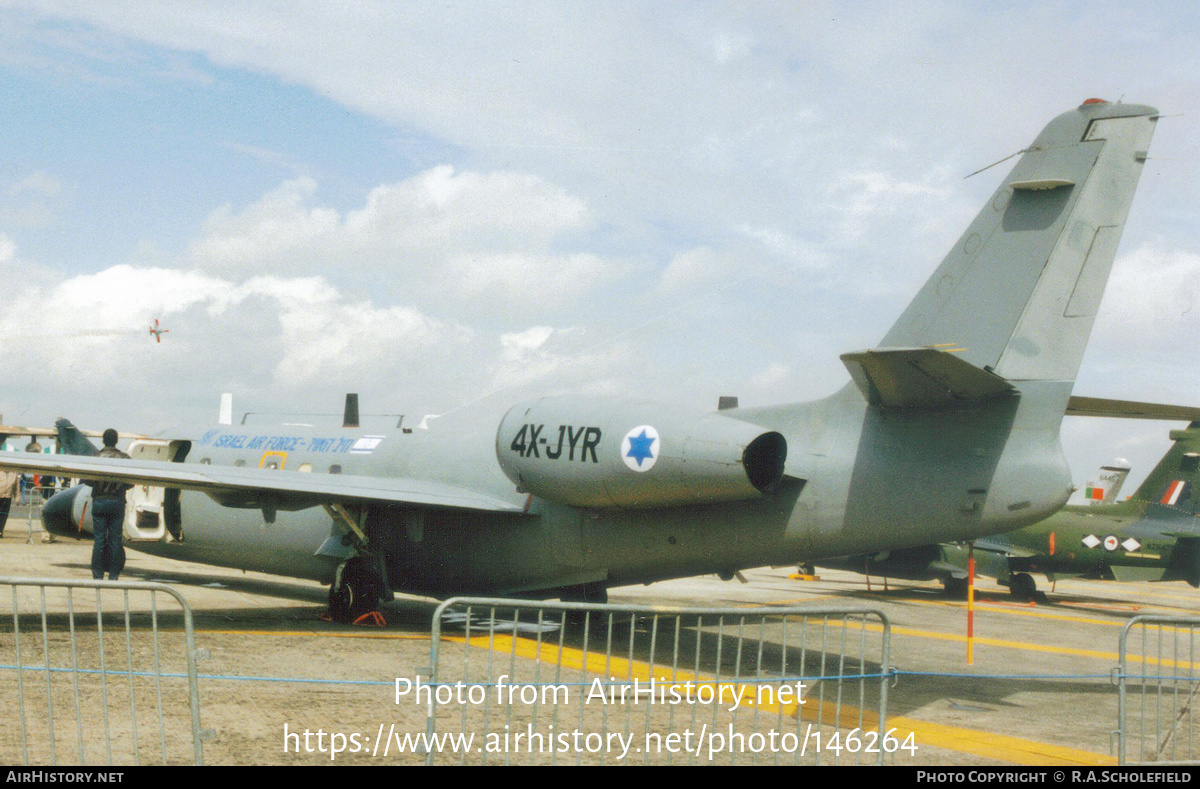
<box><xmin>1066</xmin><ymin>396</ymin><xmax>1200</xmax><ymax>421</ymax></box>
<box><xmin>841</xmin><ymin>347</ymin><xmax>1015</xmax><ymax>409</ymax></box>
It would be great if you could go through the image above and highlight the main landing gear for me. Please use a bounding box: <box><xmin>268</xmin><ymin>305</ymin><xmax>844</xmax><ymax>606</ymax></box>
<box><xmin>1006</xmin><ymin>572</ymin><xmax>1037</xmax><ymax>602</ymax></box>
<box><xmin>560</xmin><ymin>581</ymin><xmax>609</xmax><ymax>605</ymax></box>
<box><xmin>328</xmin><ymin>557</ymin><xmax>387</xmax><ymax>624</ymax></box>
<box><xmin>942</xmin><ymin>576</ymin><xmax>969</xmax><ymax>598</ymax></box>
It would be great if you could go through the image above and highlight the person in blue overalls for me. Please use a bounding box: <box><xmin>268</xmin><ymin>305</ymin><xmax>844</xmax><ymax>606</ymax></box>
<box><xmin>86</xmin><ymin>429</ymin><xmax>133</xmax><ymax>581</ymax></box>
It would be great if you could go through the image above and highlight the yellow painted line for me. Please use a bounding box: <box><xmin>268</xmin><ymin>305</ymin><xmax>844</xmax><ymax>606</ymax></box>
<box><xmin>910</xmin><ymin>596</ymin><xmax>1200</xmax><ymax>642</ymax></box>
<box><xmin>1056</xmin><ymin>602</ymin><xmax>1144</xmax><ymax>613</ymax></box>
<box><xmin>761</xmin><ymin>596</ymin><xmax>841</xmax><ymax>606</ymax></box>
<box><xmin>456</xmin><ymin>632</ymin><xmax>806</xmax><ymax>720</ymax></box>
<box><xmin>885</xmin><ymin>716</ymin><xmax>1114</xmax><ymax>766</ymax></box>
<box><xmin>912</xmin><ymin>597</ymin><xmax>1130</xmax><ymax>629</ymax></box>
<box><xmin>826</xmin><ymin>619</ymin><xmax>1196</xmax><ymax>670</ymax></box>
<box><xmin>458</xmin><ymin>632</ymin><xmax>1114</xmax><ymax>765</ymax></box>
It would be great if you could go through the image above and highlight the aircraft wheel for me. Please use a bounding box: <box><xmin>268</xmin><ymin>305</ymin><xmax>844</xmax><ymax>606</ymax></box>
<box><xmin>1009</xmin><ymin>573</ymin><xmax>1037</xmax><ymax>601</ymax></box>
<box><xmin>560</xmin><ymin>582</ymin><xmax>608</xmax><ymax>630</ymax></box>
<box><xmin>943</xmin><ymin>577</ymin><xmax>969</xmax><ymax>598</ymax></box>
<box><xmin>329</xmin><ymin>559</ymin><xmax>381</xmax><ymax>623</ymax></box>
<box><xmin>561</xmin><ymin>581</ymin><xmax>608</xmax><ymax>605</ymax></box>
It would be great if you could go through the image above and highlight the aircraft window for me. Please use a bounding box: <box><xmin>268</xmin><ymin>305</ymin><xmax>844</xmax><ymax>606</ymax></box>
<box><xmin>234</xmin><ymin>459</ymin><xmax>246</xmax><ymax>467</ymax></box>
<box><xmin>299</xmin><ymin>463</ymin><xmax>313</xmax><ymax>473</ymax></box>
<box><xmin>200</xmin><ymin>458</ymin><xmax>211</xmax><ymax>465</ymax></box>
<box><xmin>329</xmin><ymin>464</ymin><xmax>342</xmax><ymax>474</ymax></box>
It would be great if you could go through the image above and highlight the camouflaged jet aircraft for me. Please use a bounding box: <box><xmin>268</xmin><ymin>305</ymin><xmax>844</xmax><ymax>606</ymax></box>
<box><xmin>0</xmin><ymin>100</ymin><xmax>1162</xmax><ymax>621</ymax></box>
<box><xmin>819</xmin><ymin>421</ymin><xmax>1200</xmax><ymax>599</ymax></box>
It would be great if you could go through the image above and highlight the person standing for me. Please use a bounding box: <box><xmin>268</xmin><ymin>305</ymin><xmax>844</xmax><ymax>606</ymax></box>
<box><xmin>86</xmin><ymin>429</ymin><xmax>133</xmax><ymax>581</ymax></box>
<box><xmin>0</xmin><ymin>468</ymin><xmax>18</xmax><ymax>537</ymax></box>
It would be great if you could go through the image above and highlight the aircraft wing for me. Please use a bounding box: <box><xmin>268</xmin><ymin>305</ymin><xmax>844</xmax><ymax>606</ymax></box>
<box><xmin>1</xmin><ymin>422</ymin><xmax>147</xmax><ymax>438</ymax></box>
<box><xmin>1066</xmin><ymin>397</ymin><xmax>1200</xmax><ymax>421</ymax></box>
<box><xmin>0</xmin><ymin>453</ymin><xmax>523</xmax><ymax>515</ymax></box>
<box><xmin>0</xmin><ymin>425</ymin><xmax>63</xmax><ymax>439</ymax></box>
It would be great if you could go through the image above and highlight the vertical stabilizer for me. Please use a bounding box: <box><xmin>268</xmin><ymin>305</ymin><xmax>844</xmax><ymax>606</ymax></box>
<box><xmin>1131</xmin><ymin>422</ymin><xmax>1200</xmax><ymax>514</ymax></box>
<box><xmin>54</xmin><ymin>418</ymin><xmax>100</xmax><ymax>457</ymax></box>
<box><xmin>881</xmin><ymin>100</ymin><xmax>1157</xmax><ymax>385</ymax></box>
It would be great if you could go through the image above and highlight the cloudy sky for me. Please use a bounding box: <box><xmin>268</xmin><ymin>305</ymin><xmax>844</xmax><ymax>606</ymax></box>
<box><xmin>1</xmin><ymin>2</ymin><xmax>1198</xmax><ymax>499</ymax></box>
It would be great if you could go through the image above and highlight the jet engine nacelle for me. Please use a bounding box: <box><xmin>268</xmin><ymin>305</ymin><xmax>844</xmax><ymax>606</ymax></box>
<box><xmin>42</xmin><ymin>484</ymin><xmax>92</xmax><ymax>539</ymax></box>
<box><xmin>496</xmin><ymin>396</ymin><xmax>787</xmax><ymax>509</ymax></box>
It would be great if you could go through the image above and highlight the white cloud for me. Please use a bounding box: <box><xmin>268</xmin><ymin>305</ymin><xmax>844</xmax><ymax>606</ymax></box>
<box><xmin>183</xmin><ymin>166</ymin><xmax>620</xmax><ymax>314</ymax></box>
<box><xmin>487</xmin><ymin>324</ymin><xmax>625</xmax><ymax>395</ymax></box>
<box><xmin>448</xmin><ymin>252</ymin><xmax>621</xmax><ymax>307</ymax></box>
<box><xmin>750</xmin><ymin>362</ymin><xmax>789</xmax><ymax>390</ymax></box>
<box><xmin>346</xmin><ymin>167</ymin><xmax>588</xmax><ymax>248</ymax></box>
<box><xmin>186</xmin><ymin>177</ymin><xmax>338</xmax><ymax>269</ymax></box>
<box><xmin>52</xmin><ymin>264</ymin><xmax>238</xmax><ymax>324</ymax></box>
<box><xmin>2</xmin><ymin>170</ymin><xmax>66</xmax><ymax>228</ymax></box>
<box><xmin>1097</xmin><ymin>243</ymin><xmax>1200</xmax><ymax>343</ymax></box>
<box><xmin>490</xmin><ymin>325</ymin><xmax>580</xmax><ymax>390</ymax></box>
<box><xmin>826</xmin><ymin>166</ymin><xmax>955</xmax><ymax>241</ymax></box>
<box><xmin>499</xmin><ymin>325</ymin><xmax>557</xmax><ymax>362</ymax></box>
<box><xmin>657</xmin><ymin>247</ymin><xmax>733</xmax><ymax>294</ymax></box>
<box><xmin>242</xmin><ymin>274</ymin><xmax>470</xmax><ymax>384</ymax></box>
<box><xmin>1074</xmin><ymin>242</ymin><xmax>1200</xmax><ymax>410</ymax></box>
<box><xmin>0</xmin><ymin>264</ymin><xmax>468</xmax><ymax>393</ymax></box>
<box><xmin>0</xmin><ymin>233</ymin><xmax>15</xmax><ymax>264</ymax></box>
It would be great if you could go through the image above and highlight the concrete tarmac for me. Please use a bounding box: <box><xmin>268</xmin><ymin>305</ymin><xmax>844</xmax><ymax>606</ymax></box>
<box><xmin>0</xmin><ymin>504</ymin><xmax>1196</xmax><ymax>767</ymax></box>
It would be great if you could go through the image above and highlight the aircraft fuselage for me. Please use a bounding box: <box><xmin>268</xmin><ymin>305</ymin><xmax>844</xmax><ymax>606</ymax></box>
<box><xmin>50</xmin><ymin>381</ymin><xmax>1072</xmax><ymax>599</ymax></box>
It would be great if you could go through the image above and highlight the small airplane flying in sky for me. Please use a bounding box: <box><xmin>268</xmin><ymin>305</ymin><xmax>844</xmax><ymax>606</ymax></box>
<box><xmin>819</xmin><ymin>420</ymin><xmax>1200</xmax><ymax>599</ymax></box>
<box><xmin>148</xmin><ymin>319</ymin><xmax>169</xmax><ymax>344</ymax></box>
<box><xmin>0</xmin><ymin>100</ymin><xmax>1162</xmax><ymax>621</ymax></box>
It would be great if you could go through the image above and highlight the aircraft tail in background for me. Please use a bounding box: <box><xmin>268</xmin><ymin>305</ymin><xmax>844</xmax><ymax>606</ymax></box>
<box><xmin>1083</xmin><ymin>458</ymin><xmax>1131</xmax><ymax>504</ymax></box>
<box><xmin>1130</xmin><ymin>422</ymin><xmax>1200</xmax><ymax>515</ymax></box>
<box><xmin>54</xmin><ymin>418</ymin><xmax>100</xmax><ymax>457</ymax></box>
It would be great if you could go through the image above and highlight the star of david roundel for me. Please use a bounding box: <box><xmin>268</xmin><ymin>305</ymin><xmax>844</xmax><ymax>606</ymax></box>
<box><xmin>621</xmin><ymin>425</ymin><xmax>660</xmax><ymax>472</ymax></box>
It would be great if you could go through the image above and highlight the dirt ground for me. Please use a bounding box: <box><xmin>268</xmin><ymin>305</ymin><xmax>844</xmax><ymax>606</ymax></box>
<box><xmin>1</xmin><ymin>505</ymin><xmax>1198</xmax><ymax>767</ymax></box>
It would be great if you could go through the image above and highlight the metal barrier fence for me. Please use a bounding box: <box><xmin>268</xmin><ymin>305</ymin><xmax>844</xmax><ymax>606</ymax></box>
<box><xmin>1115</xmin><ymin>615</ymin><xmax>1200</xmax><ymax>765</ymax></box>
<box><xmin>15</xmin><ymin>495</ymin><xmax>47</xmax><ymax>544</ymax></box>
<box><xmin>0</xmin><ymin>577</ymin><xmax>205</xmax><ymax>765</ymax></box>
<box><xmin>425</xmin><ymin>598</ymin><xmax>892</xmax><ymax>766</ymax></box>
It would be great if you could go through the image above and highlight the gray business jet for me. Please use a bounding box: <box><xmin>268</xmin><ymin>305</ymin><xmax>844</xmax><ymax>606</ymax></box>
<box><xmin>0</xmin><ymin>99</ymin><xmax>1161</xmax><ymax>621</ymax></box>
